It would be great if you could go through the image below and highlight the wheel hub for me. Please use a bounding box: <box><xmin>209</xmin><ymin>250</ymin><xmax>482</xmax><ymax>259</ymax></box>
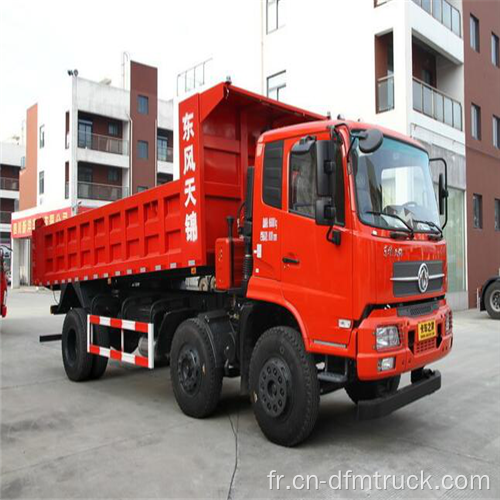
<box><xmin>258</xmin><ymin>357</ymin><xmax>290</xmax><ymax>417</ymax></box>
<box><xmin>491</xmin><ymin>290</ymin><xmax>500</xmax><ymax>313</ymax></box>
<box><xmin>178</xmin><ymin>346</ymin><xmax>201</xmax><ymax>395</ymax></box>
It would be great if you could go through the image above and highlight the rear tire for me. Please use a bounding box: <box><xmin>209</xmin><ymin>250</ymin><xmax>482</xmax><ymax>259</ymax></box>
<box><xmin>170</xmin><ymin>318</ymin><xmax>223</xmax><ymax>418</ymax></box>
<box><xmin>62</xmin><ymin>309</ymin><xmax>93</xmax><ymax>382</ymax></box>
<box><xmin>484</xmin><ymin>282</ymin><xmax>500</xmax><ymax>320</ymax></box>
<box><xmin>345</xmin><ymin>375</ymin><xmax>401</xmax><ymax>404</ymax></box>
<box><xmin>249</xmin><ymin>326</ymin><xmax>320</xmax><ymax>447</ymax></box>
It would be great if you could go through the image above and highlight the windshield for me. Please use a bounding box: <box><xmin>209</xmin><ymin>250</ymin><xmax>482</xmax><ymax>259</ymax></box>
<box><xmin>352</xmin><ymin>136</ymin><xmax>440</xmax><ymax>233</ymax></box>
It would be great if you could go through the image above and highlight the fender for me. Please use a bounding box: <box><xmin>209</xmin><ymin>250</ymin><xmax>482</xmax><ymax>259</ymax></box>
<box><xmin>246</xmin><ymin>276</ymin><xmax>311</xmax><ymax>348</ymax></box>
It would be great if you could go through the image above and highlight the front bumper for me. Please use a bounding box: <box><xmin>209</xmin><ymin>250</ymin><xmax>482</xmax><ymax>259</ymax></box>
<box><xmin>356</xmin><ymin>300</ymin><xmax>452</xmax><ymax>381</ymax></box>
<box><xmin>358</xmin><ymin>369</ymin><xmax>441</xmax><ymax>420</ymax></box>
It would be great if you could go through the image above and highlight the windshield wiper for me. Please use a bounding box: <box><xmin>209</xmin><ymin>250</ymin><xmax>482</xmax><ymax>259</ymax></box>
<box><xmin>413</xmin><ymin>219</ymin><xmax>443</xmax><ymax>238</ymax></box>
<box><xmin>364</xmin><ymin>211</ymin><xmax>414</xmax><ymax>239</ymax></box>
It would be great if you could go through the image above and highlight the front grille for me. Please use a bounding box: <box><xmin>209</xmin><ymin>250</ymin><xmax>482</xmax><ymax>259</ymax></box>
<box><xmin>414</xmin><ymin>337</ymin><xmax>437</xmax><ymax>354</ymax></box>
<box><xmin>398</xmin><ymin>302</ymin><xmax>438</xmax><ymax>317</ymax></box>
<box><xmin>392</xmin><ymin>260</ymin><xmax>444</xmax><ymax>297</ymax></box>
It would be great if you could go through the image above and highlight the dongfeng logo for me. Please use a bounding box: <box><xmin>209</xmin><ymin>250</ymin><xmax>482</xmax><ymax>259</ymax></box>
<box><xmin>418</xmin><ymin>263</ymin><xmax>430</xmax><ymax>293</ymax></box>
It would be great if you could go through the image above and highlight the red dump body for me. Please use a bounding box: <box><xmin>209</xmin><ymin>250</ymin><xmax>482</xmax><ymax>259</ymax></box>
<box><xmin>33</xmin><ymin>83</ymin><xmax>323</xmax><ymax>287</ymax></box>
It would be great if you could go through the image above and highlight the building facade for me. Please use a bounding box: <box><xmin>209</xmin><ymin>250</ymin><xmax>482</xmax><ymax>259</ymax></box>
<box><xmin>11</xmin><ymin>60</ymin><xmax>174</xmax><ymax>287</ymax></box>
<box><xmin>463</xmin><ymin>0</ymin><xmax>500</xmax><ymax>306</ymax></box>
<box><xmin>0</xmin><ymin>141</ymin><xmax>24</xmax><ymax>246</ymax></box>
<box><xmin>233</xmin><ymin>0</ymin><xmax>468</xmax><ymax>308</ymax></box>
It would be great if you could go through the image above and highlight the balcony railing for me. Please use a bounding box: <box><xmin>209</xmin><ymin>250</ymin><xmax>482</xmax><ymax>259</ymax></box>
<box><xmin>0</xmin><ymin>177</ymin><xmax>20</xmax><ymax>191</ymax></box>
<box><xmin>78</xmin><ymin>132</ymin><xmax>128</xmax><ymax>156</ymax></box>
<box><xmin>158</xmin><ymin>146</ymin><xmax>174</xmax><ymax>163</ymax></box>
<box><xmin>76</xmin><ymin>181</ymin><xmax>128</xmax><ymax>202</ymax></box>
<box><xmin>412</xmin><ymin>0</ymin><xmax>461</xmax><ymax>37</ymax></box>
<box><xmin>377</xmin><ymin>75</ymin><xmax>395</xmax><ymax>113</ymax></box>
<box><xmin>0</xmin><ymin>211</ymin><xmax>12</xmax><ymax>224</ymax></box>
<box><xmin>412</xmin><ymin>77</ymin><xmax>462</xmax><ymax>130</ymax></box>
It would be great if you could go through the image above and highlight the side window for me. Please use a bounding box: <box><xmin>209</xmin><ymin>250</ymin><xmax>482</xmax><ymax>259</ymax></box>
<box><xmin>263</xmin><ymin>140</ymin><xmax>283</xmax><ymax>209</ymax></box>
<box><xmin>289</xmin><ymin>148</ymin><xmax>317</xmax><ymax>218</ymax></box>
<box><xmin>289</xmin><ymin>141</ymin><xmax>345</xmax><ymax>224</ymax></box>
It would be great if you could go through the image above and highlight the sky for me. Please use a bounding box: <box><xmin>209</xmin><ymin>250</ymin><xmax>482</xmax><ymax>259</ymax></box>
<box><xmin>0</xmin><ymin>0</ymin><xmax>258</xmax><ymax>141</ymax></box>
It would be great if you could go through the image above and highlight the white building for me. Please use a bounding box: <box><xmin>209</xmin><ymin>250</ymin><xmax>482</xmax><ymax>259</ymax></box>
<box><xmin>11</xmin><ymin>60</ymin><xmax>174</xmax><ymax>287</ymax></box>
<box><xmin>182</xmin><ymin>0</ymin><xmax>467</xmax><ymax>309</ymax></box>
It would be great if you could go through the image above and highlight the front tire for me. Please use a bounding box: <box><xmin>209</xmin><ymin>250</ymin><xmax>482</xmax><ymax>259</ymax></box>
<box><xmin>170</xmin><ymin>318</ymin><xmax>223</xmax><ymax>418</ymax></box>
<box><xmin>249</xmin><ymin>327</ymin><xmax>320</xmax><ymax>447</ymax></box>
<box><xmin>485</xmin><ymin>282</ymin><xmax>500</xmax><ymax>320</ymax></box>
<box><xmin>345</xmin><ymin>375</ymin><xmax>401</xmax><ymax>404</ymax></box>
<box><xmin>62</xmin><ymin>309</ymin><xmax>93</xmax><ymax>382</ymax></box>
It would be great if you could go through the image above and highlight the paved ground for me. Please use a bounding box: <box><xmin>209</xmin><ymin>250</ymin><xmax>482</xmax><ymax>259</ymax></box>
<box><xmin>0</xmin><ymin>289</ymin><xmax>499</xmax><ymax>499</ymax></box>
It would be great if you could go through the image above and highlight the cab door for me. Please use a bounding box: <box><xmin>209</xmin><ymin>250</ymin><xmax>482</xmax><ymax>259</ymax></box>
<box><xmin>280</xmin><ymin>135</ymin><xmax>353</xmax><ymax>347</ymax></box>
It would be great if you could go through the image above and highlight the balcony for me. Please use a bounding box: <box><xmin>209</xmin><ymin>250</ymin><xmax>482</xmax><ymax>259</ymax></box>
<box><xmin>377</xmin><ymin>75</ymin><xmax>395</xmax><ymax>113</ymax></box>
<box><xmin>76</xmin><ymin>182</ymin><xmax>128</xmax><ymax>202</ymax></box>
<box><xmin>412</xmin><ymin>0</ymin><xmax>461</xmax><ymax>37</ymax></box>
<box><xmin>78</xmin><ymin>132</ymin><xmax>128</xmax><ymax>156</ymax></box>
<box><xmin>412</xmin><ymin>78</ymin><xmax>462</xmax><ymax>131</ymax></box>
<box><xmin>0</xmin><ymin>211</ymin><xmax>12</xmax><ymax>224</ymax></box>
<box><xmin>0</xmin><ymin>177</ymin><xmax>19</xmax><ymax>191</ymax></box>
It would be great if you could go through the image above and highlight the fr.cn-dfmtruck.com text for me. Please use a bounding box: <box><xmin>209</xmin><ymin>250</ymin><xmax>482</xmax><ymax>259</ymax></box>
<box><xmin>267</xmin><ymin>470</ymin><xmax>491</xmax><ymax>492</ymax></box>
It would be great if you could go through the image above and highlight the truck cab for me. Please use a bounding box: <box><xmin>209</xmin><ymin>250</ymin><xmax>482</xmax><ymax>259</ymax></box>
<box><xmin>247</xmin><ymin>121</ymin><xmax>452</xmax><ymax>383</ymax></box>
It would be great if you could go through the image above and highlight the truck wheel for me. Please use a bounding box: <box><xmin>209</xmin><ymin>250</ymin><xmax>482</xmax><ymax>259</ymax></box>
<box><xmin>485</xmin><ymin>282</ymin><xmax>500</xmax><ymax>320</ymax></box>
<box><xmin>170</xmin><ymin>318</ymin><xmax>223</xmax><ymax>418</ymax></box>
<box><xmin>249</xmin><ymin>327</ymin><xmax>320</xmax><ymax>447</ymax></box>
<box><xmin>89</xmin><ymin>325</ymin><xmax>109</xmax><ymax>380</ymax></box>
<box><xmin>345</xmin><ymin>375</ymin><xmax>401</xmax><ymax>404</ymax></box>
<box><xmin>62</xmin><ymin>309</ymin><xmax>93</xmax><ymax>382</ymax></box>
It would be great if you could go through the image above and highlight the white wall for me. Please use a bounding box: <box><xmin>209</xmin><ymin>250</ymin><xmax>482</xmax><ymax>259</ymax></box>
<box><xmin>0</xmin><ymin>142</ymin><xmax>24</xmax><ymax>167</ymax></box>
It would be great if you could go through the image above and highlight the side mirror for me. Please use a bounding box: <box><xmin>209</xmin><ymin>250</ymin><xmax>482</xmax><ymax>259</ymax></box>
<box><xmin>438</xmin><ymin>172</ymin><xmax>448</xmax><ymax>216</ymax></box>
<box><xmin>358</xmin><ymin>129</ymin><xmax>383</xmax><ymax>154</ymax></box>
<box><xmin>316</xmin><ymin>140</ymin><xmax>336</xmax><ymax>197</ymax></box>
<box><xmin>315</xmin><ymin>198</ymin><xmax>336</xmax><ymax>226</ymax></box>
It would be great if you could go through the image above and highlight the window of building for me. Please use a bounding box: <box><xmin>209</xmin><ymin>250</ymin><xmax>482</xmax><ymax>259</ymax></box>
<box><xmin>266</xmin><ymin>0</ymin><xmax>285</xmax><ymax>34</ymax></box>
<box><xmin>471</xmin><ymin>104</ymin><xmax>481</xmax><ymax>140</ymax></box>
<box><xmin>108</xmin><ymin>167</ymin><xmax>119</xmax><ymax>183</ymax></box>
<box><xmin>39</xmin><ymin>125</ymin><xmax>45</xmax><ymax>148</ymax></box>
<box><xmin>157</xmin><ymin>173</ymin><xmax>173</xmax><ymax>185</ymax></box>
<box><xmin>267</xmin><ymin>71</ymin><xmax>286</xmax><ymax>102</ymax></box>
<box><xmin>493</xmin><ymin>116</ymin><xmax>500</xmax><ymax>149</ymax></box>
<box><xmin>492</xmin><ymin>33</ymin><xmax>500</xmax><ymax>67</ymax></box>
<box><xmin>108</xmin><ymin>122</ymin><xmax>119</xmax><ymax>137</ymax></box>
<box><xmin>138</xmin><ymin>95</ymin><xmax>149</xmax><ymax>115</ymax></box>
<box><xmin>78</xmin><ymin>119</ymin><xmax>93</xmax><ymax>148</ymax></box>
<box><xmin>137</xmin><ymin>186</ymin><xmax>148</xmax><ymax>192</ymax></box>
<box><xmin>495</xmin><ymin>199</ymin><xmax>500</xmax><ymax>231</ymax></box>
<box><xmin>470</xmin><ymin>15</ymin><xmax>480</xmax><ymax>52</ymax></box>
<box><xmin>138</xmin><ymin>140</ymin><xmax>149</xmax><ymax>159</ymax></box>
<box><xmin>473</xmin><ymin>193</ymin><xmax>483</xmax><ymax>229</ymax></box>
<box><xmin>158</xmin><ymin>137</ymin><xmax>169</xmax><ymax>161</ymax></box>
<box><xmin>39</xmin><ymin>171</ymin><xmax>44</xmax><ymax>194</ymax></box>
<box><xmin>263</xmin><ymin>140</ymin><xmax>283</xmax><ymax>209</ymax></box>
<box><xmin>78</xmin><ymin>166</ymin><xmax>93</xmax><ymax>183</ymax></box>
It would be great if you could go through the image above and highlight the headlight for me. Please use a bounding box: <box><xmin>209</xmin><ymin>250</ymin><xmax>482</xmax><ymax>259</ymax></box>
<box><xmin>375</xmin><ymin>326</ymin><xmax>400</xmax><ymax>350</ymax></box>
<box><xmin>378</xmin><ymin>357</ymin><xmax>395</xmax><ymax>371</ymax></box>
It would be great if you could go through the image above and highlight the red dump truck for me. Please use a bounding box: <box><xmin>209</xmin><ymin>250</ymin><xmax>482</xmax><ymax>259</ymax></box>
<box><xmin>33</xmin><ymin>82</ymin><xmax>453</xmax><ymax>446</ymax></box>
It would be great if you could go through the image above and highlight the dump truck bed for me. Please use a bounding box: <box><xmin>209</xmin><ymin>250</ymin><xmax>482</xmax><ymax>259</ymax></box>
<box><xmin>33</xmin><ymin>83</ymin><xmax>324</xmax><ymax>287</ymax></box>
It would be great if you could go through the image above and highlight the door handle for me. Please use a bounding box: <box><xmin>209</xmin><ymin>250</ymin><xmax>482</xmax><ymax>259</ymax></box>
<box><xmin>282</xmin><ymin>257</ymin><xmax>300</xmax><ymax>265</ymax></box>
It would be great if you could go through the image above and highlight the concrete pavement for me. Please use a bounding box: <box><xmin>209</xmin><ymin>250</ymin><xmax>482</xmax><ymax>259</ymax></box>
<box><xmin>1</xmin><ymin>289</ymin><xmax>499</xmax><ymax>499</ymax></box>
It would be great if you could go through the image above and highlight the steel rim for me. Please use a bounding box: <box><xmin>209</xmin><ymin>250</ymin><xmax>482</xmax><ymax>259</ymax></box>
<box><xmin>258</xmin><ymin>357</ymin><xmax>291</xmax><ymax>418</ymax></box>
<box><xmin>177</xmin><ymin>344</ymin><xmax>202</xmax><ymax>396</ymax></box>
<box><xmin>490</xmin><ymin>290</ymin><xmax>500</xmax><ymax>313</ymax></box>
